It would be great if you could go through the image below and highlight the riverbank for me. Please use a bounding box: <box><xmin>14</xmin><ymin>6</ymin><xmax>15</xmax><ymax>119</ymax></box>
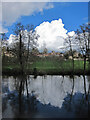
<box><xmin>2</xmin><ymin>68</ymin><xmax>90</xmax><ymax>76</ymax></box>
<box><xmin>2</xmin><ymin>60</ymin><xmax>90</xmax><ymax>76</ymax></box>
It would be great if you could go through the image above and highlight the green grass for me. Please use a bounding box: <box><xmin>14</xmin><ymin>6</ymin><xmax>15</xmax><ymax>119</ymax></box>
<box><xmin>2</xmin><ymin>59</ymin><xmax>90</xmax><ymax>75</ymax></box>
<box><xmin>29</xmin><ymin>59</ymin><xmax>88</xmax><ymax>70</ymax></box>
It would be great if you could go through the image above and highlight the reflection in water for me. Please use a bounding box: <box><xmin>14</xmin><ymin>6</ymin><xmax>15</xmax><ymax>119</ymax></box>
<box><xmin>2</xmin><ymin>75</ymin><xmax>90</xmax><ymax>118</ymax></box>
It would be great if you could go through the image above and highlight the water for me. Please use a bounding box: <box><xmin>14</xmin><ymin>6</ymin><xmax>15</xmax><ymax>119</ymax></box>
<box><xmin>2</xmin><ymin>75</ymin><xmax>90</xmax><ymax>118</ymax></box>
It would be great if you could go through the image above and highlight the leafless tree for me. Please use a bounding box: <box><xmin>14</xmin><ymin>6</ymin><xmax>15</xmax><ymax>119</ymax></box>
<box><xmin>76</xmin><ymin>23</ymin><xmax>90</xmax><ymax>73</ymax></box>
<box><xmin>12</xmin><ymin>23</ymin><xmax>39</xmax><ymax>74</ymax></box>
<box><xmin>64</xmin><ymin>34</ymin><xmax>75</xmax><ymax>73</ymax></box>
<box><xmin>25</xmin><ymin>24</ymin><xmax>39</xmax><ymax>70</ymax></box>
<box><xmin>12</xmin><ymin>23</ymin><xmax>24</xmax><ymax>74</ymax></box>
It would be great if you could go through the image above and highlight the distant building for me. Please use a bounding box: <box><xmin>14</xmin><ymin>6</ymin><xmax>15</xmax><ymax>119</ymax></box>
<box><xmin>73</xmin><ymin>52</ymin><xmax>79</xmax><ymax>58</ymax></box>
<box><xmin>69</xmin><ymin>56</ymin><xmax>73</xmax><ymax>59</ymax></box>
<box><xmin>2</xmin><ymin>51</ymin><xmax>14</xmax><ymax>57</ymax></box>
<box><xmin>36</xmin><ymin>51</ymin><xmax>64</xmax><ymax>58</ymax></box>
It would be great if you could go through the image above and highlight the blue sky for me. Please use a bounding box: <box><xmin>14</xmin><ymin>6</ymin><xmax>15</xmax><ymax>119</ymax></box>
<box><xmin>2</xmin><ymin>2</ymin><xmax>88</xmax><ymax>52</ymax></box>
<box><xmin>20</xmin><ymin>2</ymin><xmax>88</xmax><ymax>29</ymax></box>
<box><xmin>3</xmin><ymin>2</ymin><xmax>88</xmax><ymax>37</ymax></box>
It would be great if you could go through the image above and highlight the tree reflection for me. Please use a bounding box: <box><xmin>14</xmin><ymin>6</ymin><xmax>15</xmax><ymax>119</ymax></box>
<box><xmin>62</xmin><ymin>76</ymin><xmax>75</xmax><ymax>112</ymax></box>
<box><xmin>17</xmin><ymin>75</ymin><xmax>38</xmax><ymax>116</ymax></box>
<box><xmin>62</xmin><ymin>75</ymin><xmax>89</xmax><ymax>118</ymax></box>
<box><xmin>87</xmin><ymin>76</ymin><xmax>90</xmax><ymax>117</ymax></box>
<box><xmin>2</xmin><ymin>75</ymin><xmax>90</xmax><ymax>118</ymax></box>
<box><xmin>2</xmin><ymin>75</ymin><xmax>38</xmax><ymax>118</ymax></box>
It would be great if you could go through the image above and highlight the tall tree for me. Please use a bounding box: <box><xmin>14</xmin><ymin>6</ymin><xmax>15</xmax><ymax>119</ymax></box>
<box><xmin>76</xmin><ymin>24</ymin><xmax>90</xmax><ymax>73</ymax></box>
<box><xmin>64</xmin><ymin>33</ymin><xmax>75</xmax><ymax>73</ymax></box>
<box><xmin>25</xmin><ymin>24</ymin><xmax>39</xmax><ymax>63</ymax></box>
<box><xmin>1</xmin><ymin>33</ymin><xmax>8</xmax><ymax>65</ymax></box>
<box><xmin>1</xmin><ymin>33</ymin><xmax>8</xmax><ymax>50</ymax></box>
<box><xmin>12</xmin><ymin>22</ymin><xmax>25</xmax><ymax>74</ymax></box>
<box><xmin>12</xmin><ymin>23</ymin><xmax>39</xmax><ymax>74</ymax></box>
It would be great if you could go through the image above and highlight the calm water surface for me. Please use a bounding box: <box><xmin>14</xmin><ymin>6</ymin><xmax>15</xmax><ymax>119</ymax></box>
<box><xmin>2</xmin><ymin>75</ymin><xmax>90</xmax><ymax>118</ymax></box>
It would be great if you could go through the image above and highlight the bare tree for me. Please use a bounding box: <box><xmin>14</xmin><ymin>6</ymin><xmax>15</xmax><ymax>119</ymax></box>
<box><xmin>76</xmin><ymin>24</ymin><xmax>90</xmax><ymax>74</ymax></box>
<box><xmin>1</xmin><ymin>33</ymin><xmax>8</xmax><ymax>65</ymax></box>
<box><xmin>64</xmin><ymin>33</ymin><xmax>75</xmax><ymax>73</ymax></box>
<box><xmin>25</xmin><ymin>24</ymin><xmax>39</xmax><ymax>70</ymax></box>
<box><xmin>12</xmin><ymin>22</ymin><xmax>25</xmax><ymax>74</ymax></box>
<box><xmin>1</xmin><ymin>33</ymin><xmax>8</xmax><ymax>51</ymax></box>
<box><xmin>11</xmin><ymin>23</ymin><xmax>39</xmax><ymax>74</ymax></box>
<box><xmin>25</xmin><ymin>24</ymin><xmax>34</xmax><ymax>63</ymax></box>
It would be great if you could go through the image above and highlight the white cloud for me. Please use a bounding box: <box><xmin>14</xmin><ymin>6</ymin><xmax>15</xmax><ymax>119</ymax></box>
<box><xmin>2</xmin><ymin>2</ymin><xmax>54</xmax><ymax>26</ymax></box>
<box><xmin>0</xmin><ymin>2</ymin><xmax>2</xmax><ymax>25</ymax></box>
<box><xmin>7</xmin><ymin>18</ymin><xmax>85</xmax><ymax>52</ymax></box>
<box><xmin>0</xmin><ymin>0</ymin><xmax>54</xmax><ymax>33</ymax></box>
<box><xmin>35</xmin><ymin>18</ymin><xmax>68</xmax><ymax>52</ymax></box>
<box><xmin>7</xmin><ymin>34</ymin><xmax>16</xmax><ymax>45</ymax></box>
<box><xmin>0</xmin><ymin>23</ymin><xmax>8</xmax><ymax>33</ymax></box>
<box><xmin>68</xmin><ymin>31</ymin><xmax>75</xmax><ymax>37</ymax></box>
<box><xmin>7</xmin><ymin>18</ymin><xmax>72</xmax><ymax>52</ymax></box>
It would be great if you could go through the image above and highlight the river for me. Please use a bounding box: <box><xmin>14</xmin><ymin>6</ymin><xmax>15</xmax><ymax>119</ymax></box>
<box><xmin>2</xmin><ymin>75</ymin><xmax>90</xmax><ymax>118</ymax></box>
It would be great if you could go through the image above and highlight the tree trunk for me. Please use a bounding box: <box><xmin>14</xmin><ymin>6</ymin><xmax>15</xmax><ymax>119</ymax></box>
<box><xmin>26</xmin><ymin>34</ymin><xmax>30</xmax><ymax>70</ymax></box>
<box><xmin>72</xmin><ymin>57</ymin><xmax>74</xmax><ymax>73</ymax></box>
<box><xmin>70</xmin><ymin>49</ymin><xmax>74</xmax><ymax>74</ymax></box>
<box><xmin>84</xmin><ymin>55</ymin><xmax>86</xmax><ymax>74</ymax></box>
<box><xmin>19</xmin><ymin>33</ymin><xmax>23</xmax><ymax>74</ymax></box>
<box><xmin>26</xmin><ymin>78</ymin><xmax>29</xmax><ymax>98</ymax></box>
<box><xmin>69</xmin><ymin>40</ymin><xmax>74</xmax><ymax>74</ymax></box>
<box><xmin>19</xmin><ymin>80</ymin><xmax>22</xmax><ymax>113</ymax></box>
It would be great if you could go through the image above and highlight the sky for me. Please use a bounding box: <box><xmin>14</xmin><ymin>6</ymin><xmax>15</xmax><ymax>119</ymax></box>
<box><xmin>1</xmin><ymin>1</ymin><xmax>89</xmax><ymax>51</ymax></box>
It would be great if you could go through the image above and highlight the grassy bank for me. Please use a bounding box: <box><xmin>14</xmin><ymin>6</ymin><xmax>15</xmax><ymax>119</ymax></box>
<box><xmin>2</xmin><ymin>59</ymin><xmax>90</xmax><ymax>75</ymax></box>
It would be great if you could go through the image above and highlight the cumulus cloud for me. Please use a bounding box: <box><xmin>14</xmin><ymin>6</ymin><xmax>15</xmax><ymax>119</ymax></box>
<box><xmin>7</xmin><ymin>18</ymin><xmax>75</xmax><ymax>52</ymax></box>
<box><xmin>35</xmin><ymin>18</ymin><xmax>68</xmax><ymax>52</ymax></box>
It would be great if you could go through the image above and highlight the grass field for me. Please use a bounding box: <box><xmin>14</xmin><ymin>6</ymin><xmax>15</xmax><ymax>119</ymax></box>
<box><xmin>2</xmin><ymin>58</ymin><xmax>90</xmax><ymax>75</ymax></box>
